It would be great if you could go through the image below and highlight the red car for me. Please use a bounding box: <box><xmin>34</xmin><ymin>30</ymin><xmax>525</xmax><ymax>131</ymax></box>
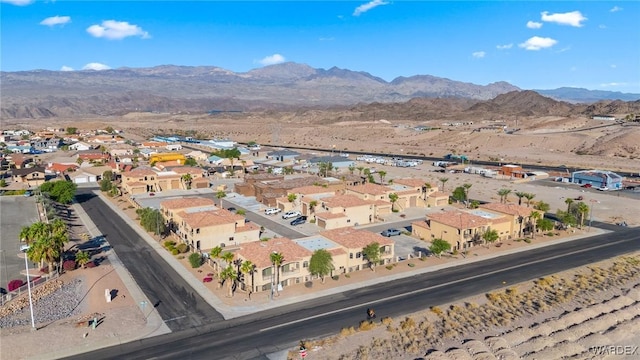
<box><xmin>581</xmin><ymin>184</ymin><xmax>592</xmax><ymax>188</ymax></box>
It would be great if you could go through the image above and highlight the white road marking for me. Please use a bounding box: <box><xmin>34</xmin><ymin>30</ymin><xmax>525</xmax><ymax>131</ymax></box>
<box><xmin>164</xmin><ymin>315</ymin><xmax>187</xmax><ymax>323</ymax></box>
<box><xmin>259</xmin><ymin>237</ymin><xmax>632</xmax><ymax>332</ymax></box>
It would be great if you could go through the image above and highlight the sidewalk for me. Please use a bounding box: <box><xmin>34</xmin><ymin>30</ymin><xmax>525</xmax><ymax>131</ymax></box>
<box><xmin>94</xmin><ymin>190</ymin><xmax>608</xmax><ymax>320</ymax></box>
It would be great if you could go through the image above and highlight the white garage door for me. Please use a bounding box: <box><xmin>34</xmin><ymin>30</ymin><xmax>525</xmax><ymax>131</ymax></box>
<box><xmin>74</xmin><ymin>177</ymin><xmax>88</xmax><ymax>184</ymax></box>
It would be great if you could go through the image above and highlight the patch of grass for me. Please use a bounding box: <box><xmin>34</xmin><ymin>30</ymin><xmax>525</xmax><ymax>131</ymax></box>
<box><xmin>407</xmin><ymin>263</ymin><xmax>415</xmax><ymax>268</ymax></box>
<box><xmin>339</xmin><ymin>326</ymin><xmax>356</xmax><ymax>337</ymax></box>
<box><xmin>359</xmin><ymin>320</ymin><xmax>377</xmax><ymax>331</ymax></box>
<box><xmin>430</xmin><ymin>306</ymin><xmax>443</xmax><ymax>316</ymax></box>
<box><xmin>381</xmin><ymin>316</ymin><xmax>392</xmax><ymax>326</ymax></box>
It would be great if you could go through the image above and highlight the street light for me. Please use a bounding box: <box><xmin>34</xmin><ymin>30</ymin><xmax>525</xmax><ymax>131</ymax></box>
<box><xmin>588</xmin><ymin>199</ymin><xmax>599</xmax><ymax>232</ymax></box>
<box><xmin>21</xmin><ymin>246</ymin><xmax>36</xmax><ymax>330</ymax></box>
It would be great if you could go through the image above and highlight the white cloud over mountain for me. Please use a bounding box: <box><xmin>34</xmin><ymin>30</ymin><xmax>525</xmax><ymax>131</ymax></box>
<box><xmin>541</xmin><ymin>11</ymin><xmax>587</xmax><ymax>27</ymax></box>
<box><xmin>82</xmin><ymin>62</ymin><xmax>111</xmax><ymax>71</ymax></box>
<box><xmin>258</xmin><ymin>54</ymin><xmax>286</xmax><ymax>66</ymax></box>
<box><xmin>519</xmin><ymin>36</ymin><xmax>558</xmax><ymax>50</ymax></box>
<box><xmin>87</xmin><ymin>20</ymin><xmax>150</xmax><ymax>40</ymax></box>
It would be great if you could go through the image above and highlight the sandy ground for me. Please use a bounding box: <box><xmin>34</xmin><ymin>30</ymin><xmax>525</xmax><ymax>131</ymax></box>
<box><xmin>294</xmin><ymin>253</ymin><xmax>640</xmax><ymax>360</ymax></box>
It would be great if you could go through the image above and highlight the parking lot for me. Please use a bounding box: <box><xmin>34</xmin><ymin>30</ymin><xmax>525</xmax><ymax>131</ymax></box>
<box><xmin>0</xmin><ymin>196</ymin><xmax>40</xmax><ymax>291</ymax></box>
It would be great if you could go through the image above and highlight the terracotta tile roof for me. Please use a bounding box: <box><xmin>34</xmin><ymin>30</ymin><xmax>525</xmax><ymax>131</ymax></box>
<box><xmin>192</xmin><ymin>177</ymin><xmax>209</xmax><ymax>184</ymax></box>
<box><xmin>315</xmin><ymin>212</ymin><xmax>347</xmax><ymax>220</ymax></box>
<box><xmin>328</xmin><ymin>248</ymin><xmax>347</xmax><ymax>257</ymax></box>
<box><xmin>347</xmin><ymin>183</ymin><xmax>390</xmax><ymax>195</ymax></box>
<box><xmin>412</xmin><ymin>220</ymin><xmax>430</xmax><ymax>230</ymax></box>
<box><xmin>179</xmin><ymin>209</ymin><xmax>243</xmax><ymax>228</ymax></box>
<box><xmin>236</xmin><ymin>238</ymin><xmax>312</xmax><ymax>268</ymax></box>
<box><xmin>123</xmin><ymin>168</ymin><xmax>157</xmax><ymax>177</ymax></box>
<box><xmin>372</xmin><ymin>200</ymin><xmax>392</xmax><ymax>206</ymax></box>
<box><xmin>480</xmin><ymin>203</ymin><xmax>536</xmax><ymax>217</ymax></box>
<box><xmin>427</xmin><ymin>211</ymin><xmax>492</xmax><ymax>230</ymax></box>
<box><xmin>290</xmin><ymin>185</ymin><xmax>335</xmax><ymax>195</ymax></box>
<box><xmin>141</xmin><ymin>142</ymin><xmax>166</xmax><ymax>147</ymax></box>
<box><xmin>170</xmin><ymin>166</ymin><xmax>203</xmax><ymax>175</ymax></box>
<box><xmin>126</xmin><ymin>181</ymin><xmax>147</xmax><ymax>187</ymax></box>
<box><xmin>322</xmin><ymin>194</ymin><xmax>373</xmax><ymax>208</ymax></box>
<box><xmin>48</xmin><ymin>163</ymin><xmax>78</xmax><ymax>173</ymax></box>
<box><xmin>395</xmin><ymin>189</ymin><xmax>419</xmax><ymax>196</ymax></box>
<box><xmin>393</xmin><ymin>178</ymin><xmax>427</xmax><ymax>188</ymax></box>
<box><xmin>320</xmin><ymin>228</ymin><xmax>393</xmax><ymax>249</ymax></box>
<box><xmin>236</xmin><ymin>222</ymin><xmax>260</xmax><ymax>233</ymax></box>
<box><xmin>429</xmin><ymin>191</ymin><xmax>449</xmax><ymax>198</ymax></box>
<box><xmin>160</xmin><ymin>197</ymin><xmax>216</xmax><ymax>210</ymax></box>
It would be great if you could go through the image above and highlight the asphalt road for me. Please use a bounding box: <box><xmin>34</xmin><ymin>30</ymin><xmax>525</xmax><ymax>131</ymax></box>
<box><xmin>65</xmin><ymin>219</ymin><xmax>639</xmax><ymax>360</ymax></box>
<box><xmin>75</xmin><ymin>189</ymin><xmax>224</xmax><ymax>331</ymax></box>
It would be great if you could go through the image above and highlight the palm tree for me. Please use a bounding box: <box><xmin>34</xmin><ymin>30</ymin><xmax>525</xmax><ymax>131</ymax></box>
<box><xmin>377</xmin><ymin>171</ymin><xmax>387</xmax><ymax>184</ymax></box>
<box><xmin>388</xmin><ymin>193</ymin><xmax>399</xmax><ymax>212</ymax></box>
<box><xmin>181</xmin><ymin>174</ymin><xmax>193</xmax><ymax>190</ymax></box>
<box><xmin>534</xmin><ymin>201</ymin><xmax>550</xmax><ymax>212</ymax></box>
<box><xmin>308</xmin><ymin>200</ymin><xmax>318</xmax><ymax>220</ymax></box>
<box><xmin>498</xmin><ymin>188</ymin><xmax>511</xmax><ymax>203</ymax></box>
<box><xmin>220</xmin><ymin>265</ymin><xmax>237</xmax><ymax>298</ymax></box>
<box><xmin>356</xmin><ymin>166</ymin><xmax>364</xmax><ymax>176</ymax></box>
<box><xmin>348</xmin><ymin>165</ymin><xmax>355</xmax><ymax>175</ymax></box>
<box><xmin>209</xmin><ymin>246</ymin><xmax>223</xmax><ymax>275</ymax></box>
<box><xmin>576</xmin><ymin>202</ymin><xmax>590</xmax><ymax>228</ymax></box>
<box><xmin>523</xmin><ymin>193</ymin><xmax>536</xmax><ymax>207</ymax></box>
<box><xmin>529</xmin><ymin>211</ymin><xmax>541</xmax><ymax>238</ymax></box>
<box><xmin>19</xmin><ymin>225</ymin><xmax>32</xmax><ymax>244</ymax></box>
<box><xmin>463</xmin><ymin>183</ymin><xmax>472</xmax><ymax>207</ymax></box>
<box><xmin>240</xmin><ymin>260</ymin><xmax>255</xmax><ymax>298</ymax></box>
<box><xmin>270</xmin><ymin>252</ymin><xmax>284</xmax><ymax>296</ymax></box>
<box><xmin>515</xmin><ymin>191</ymin><xmax>526</xmax><ymax>206</ymax></box>
<box><xmin>287</xmin><ymin>193</ymin><xmax>297</xmax><ymax>204</ymax></box>
<box><xmin>75</xmin><ymin>250</ymin><xmax>91</xmax><ymax>269</ymax></box>
<box><xmin>423</xmin><ymin>182</ymin><xmax>432</xmax><ymax>201</ymax></box>
<box><xmin>565</xmin><ymin>198</ymin><xmax>574</xmax><ymax>213</ymax></box>
<box><xmin>220</xmin><ymin>251</ymin><xmax>235</xmax><ymax>289</ymax></box>
<box><xmin>439</xmin><ymin>177</ymin><xmax>449</xmax><ymax>192</ymax></box>
<box><xmin>363</xmin><ymin>168</ymin><xmax>371</xmax><ymax>183</ymax></box>
<box><xmin>29</xmin><ymin>236</ymin><xmax>60</xmax><ymax>274</ymax></box>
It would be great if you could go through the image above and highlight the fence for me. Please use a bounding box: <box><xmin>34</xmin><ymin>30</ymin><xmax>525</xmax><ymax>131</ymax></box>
<box><xmin>0</xmin><ymin>272</ymin><xmax>59</xmax><ymax>307</ymax></box>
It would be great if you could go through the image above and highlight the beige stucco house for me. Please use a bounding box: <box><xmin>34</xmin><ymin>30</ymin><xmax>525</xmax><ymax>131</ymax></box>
<box><xmin>176</xmin><ymin>208</ymin><xmax>260</xmax><ymax>251</ymax></box>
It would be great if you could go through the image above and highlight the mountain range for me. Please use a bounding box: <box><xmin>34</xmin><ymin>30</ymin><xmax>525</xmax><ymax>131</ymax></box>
<box><xmin>1</xmin><ymin>62</ymin><xmax>638</xmax><ymax>119</ymax></box>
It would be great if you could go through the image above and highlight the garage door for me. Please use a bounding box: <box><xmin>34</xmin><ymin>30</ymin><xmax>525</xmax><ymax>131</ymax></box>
<box><xmin>74</xmin><ymin>177</ymin><xmax>88</xmax><ymax>184</ymax></box>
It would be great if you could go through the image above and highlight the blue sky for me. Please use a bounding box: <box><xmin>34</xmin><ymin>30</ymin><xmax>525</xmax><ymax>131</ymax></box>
<box><xmin>1</xmin><ymin>1</ymin><xmax>639</xmax><ymax>93</ymax></box>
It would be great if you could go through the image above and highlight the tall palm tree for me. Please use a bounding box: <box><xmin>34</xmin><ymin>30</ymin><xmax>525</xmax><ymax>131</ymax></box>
<box><xmin>498</xmin><ymin>188</ymin><xmax>511</xmax><ymax>203</ymax></box>
<box><xmin>423</xmin><ymin>182</ymin><xmax>432</xmax><ymax>201</ymax></box>
<box><xmin>220</xmin><ymin>251</ymin><xmax>235</xmax><ymax>289</ymax></box>
<box><xmin>377</xmin><ymin>171</ymin><xmax>387</xmax><ymax>184</ymax></box>
<box><xmin>388</xmin><ymin>193</ymin><xmax>399</xmax><ymax>212</ymax></box>
<box><xmin>181</xmin><ymin>174</ymin><xmax>193</xmax><ymax>190</ymax></box>
<box><xmin>363</xmin><ymin>168</ymin><xmax>371</xmax><ymax>183</ymax></box>
<box><xmin>270</xmin><ymin>252</ymin><xmax>284</xmax><ymax>296</ymax></box>
<box><xmin>19</xmin><ymin>225</ymin><xmax>32</xmax><ymax>244</ymax></box>
<box><xmin>348</xmin><ymin>165</ymin><xmax>355</xmax><ymax>175</ymax></box>
<box><xmin>209</xmin><ymin>246</ymin><xmax>223</xmax><ymax>275</ymax></box>
<box><xmin>529</xmin><ymin>211</ymin><xmax>541</xmax><ymax>238</ymax></box>
<box><xmin>439</xmin><ymin>177</ymin><xmax>449</xmax><ymax>192</ymax></box>
<box><xmin>463</xmin><ymin>183</ymin><xmax>472</xmax><ymax>207</ymax></box>
<box><xmin>220</xmin><ymin>265</ymin><xmax>237</xmax><ymax>298</ymax></box>
<box><xmin>309</xmin><ymin>200</ymin><xmax>318</xmax><ymax>220</ymax></box>
<box><xmin>565</xmin><ymin>198</ymin><xmax>574</xmax><ymax>213</ymax></box>
<box><xmin>523</xmin><ymin>193</ymin><xmax>536</xmax><ymax>207</ymax></box>
<box><xmin>356</xmin><ymin>166</ymin><xmax>364</xmax><ymax>176</ymax></box>
<box><xmin>75</xmin><ymin>250</ymin><xmax>91</xmax><ymax>269</ymax></box>
<box><xmin>240</xmin><ymin>260</ymin><xmax>255</xmax><ymax>298</ymax></box>
<box><xmin>515</xmin><ymin>191</ymin><xmax>526</xmax><ymax>206</ymax></box>
<box><xmin>221</xmin><ymin>251</ymin><xmax>234</xmax><ymax>267</ymax></box>
<box><xmin>576</xmin><ymin>202</ymin><xmax>590</xmax><ymax>228</ymax></box>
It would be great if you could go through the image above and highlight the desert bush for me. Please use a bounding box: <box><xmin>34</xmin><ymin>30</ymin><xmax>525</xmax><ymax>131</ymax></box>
<box><xmin>189</xmin><ymin>253</ymin><xmax>202</xmax><ymax>268</ymax></box>
<box><xmin>359</xmin><ymin>320</ymin><xmax>377</xmax><ymax>331</ymax></box>
<box><xmin>400</xmin><ymin>316</ymin><xmax>416</xmax><ymax>331</ymax></box>
<box><xmin>63</xmin><ymin>260</ymin><xmax>76</xmax><ymax>271</ymax></box>
<box><xmin>381</xmin><ymin>316</ymin><xmax>393</xmax><ymax>326</ymax></box>
<box><xmin>164</xmin><ymin>240</ymin><xmax>176</xmax><ymax>248</ymax></box>
<box><xmin>171</xmin><ymin>248</ymin><xmax>180</xmax><ymax>255</ymax></box>
<box><xmin>176</xmin><ymin>243</ymin><xmax>188</xmax><ymax>253</ymax></box>
<box><xmin>339</xmin><ymin>326</ymin><xmax>356</xmax><ymax>337</ymax></box>
<box><xmin>385</xmin><ymin>265</ymin><xmax>394</xmax><ymax>270</ymax></box>
<box><xmin>524</xmin><ymin>238</ymin><xmax>532</xmax><ymax>243</ymax></box>
<box><xmin>8</xmin><ymin>279</ymin><xmax>24</xmax><ymax>291</ymax></box>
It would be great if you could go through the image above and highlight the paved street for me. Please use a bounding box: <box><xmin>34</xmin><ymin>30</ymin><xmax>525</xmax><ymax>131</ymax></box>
<box><xmin>0</xmin><ymin>196</ymin><xmax>40</xmax><ymax>291</ymax></box>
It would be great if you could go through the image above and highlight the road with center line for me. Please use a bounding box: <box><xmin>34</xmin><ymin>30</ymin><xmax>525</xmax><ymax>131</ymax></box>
<box><xmin>66</xmin><ymin>192</ymin><xmax>639</xmax><ymax>360</ymax></box>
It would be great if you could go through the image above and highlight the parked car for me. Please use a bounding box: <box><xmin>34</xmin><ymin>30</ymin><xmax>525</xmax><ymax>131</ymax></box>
<box><xmin>381</xmin><ymin>228</ymin><xmax>402</xmax><ymax>237</ymax></box>
<box><xmin>597</xmin><ymin>187</ymin><xmax>609</xmax><ymax>191</ymax></box>
<box><xmin>23</xmin><ymin>191</ymin><xmax>32</xmax><ymax>197</ymax></box>
<box><xmin>282</xmin><ymin>211</ymin><xmax>302</xmax><ymax>219</ymax></box>
<box><xmin>265</xmin><ymin>208</ymin><xmax>281</xmax><ymax>215</ymax></box>
<box><xmin>581</xmin><ymin>183</ymin><xmax>592</xmax><ymax>188</ymax></box>
<box><xmin>290</xmin><ymin>216</ymin><xmax>307</xmax><ymax>226</ymax></box>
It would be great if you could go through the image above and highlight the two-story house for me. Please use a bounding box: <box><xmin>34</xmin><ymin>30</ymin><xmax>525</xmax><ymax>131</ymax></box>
<box><xmin>479</xmin><ymin>203</ymin><xmax>538</xmax><ymax>238</ymax></box>
<box><xmin>177</xmin><ymin>208</ymin><xmax>260</xmax><ymax>251</ymax></box>
<box><xmin>319</xmin><ymin>227</ymin><xmax>395</xmax><ymax>272</ymax></box>
<box><xmin>12</xmin><ymin>166</ymin><xmax>47</xmax><ymax>187</ymax></box>
<box><xmin>412</xmin><ymin>210</ymin><xmax>511</xmax><ymax>251</ymax></box>
<box><xmin>121</xmin><ymin>167</ymin><xmax>157</xmax><ymax>194</ymax></box>
<box><xmin>314</xmin><ymin>194</ymin><xmax>381</xmax><ymax>229</ymax></box>
<box><xmin>160</xmin><ymin>197</ymin><xmax>217</xmax><ymax>233</ymax></box>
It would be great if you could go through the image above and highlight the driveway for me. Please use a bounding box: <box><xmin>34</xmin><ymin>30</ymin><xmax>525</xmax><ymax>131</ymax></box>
<box><xmin>0</xmin><ymin>196</ymin><xmax>40</xmax><ymax>290</ymax></box>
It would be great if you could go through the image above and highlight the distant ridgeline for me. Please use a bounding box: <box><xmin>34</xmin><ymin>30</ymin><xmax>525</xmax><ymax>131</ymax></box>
<box><xmin>208</xmin><ymin>110</ymin><xmax>243</xmax><ymax>115</ymax></box>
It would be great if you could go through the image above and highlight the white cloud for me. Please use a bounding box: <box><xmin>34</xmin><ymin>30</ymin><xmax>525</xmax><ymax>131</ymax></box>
<box><xmin>258</xmin><ymin>54</ymin><xmax>286</xmax><ymax>66</ymax></box>
<box><xmin>599</xmin><ymin>24</ymin><xmax>607</xmax><ymax>29</ymax></box>
<box><xmin>610</xmin><ymin>6</ymin><xmax>622</xmax><ymax>12</ymax></box>
<box><xmin>496</xmin><ymin>43</ymin><xmax>513</xmax><ymax>50</ymax></box>
<box><xmin>518</xmin><ymin>36</ymin><xmax>558</xmax><ymax>50</ymax></box>
<box><xmin>0</xmin><ymin>0</ymin><xmax>34</xmax><ymax>5</ymax></box>
<box><xmin>319</xmin><ymin>37</ymin><xmax>335</xmax><ymax>41</ymax></box>
<box><xmin>526</xmin><ymin>21</ymin><xmax>543</xmax><ymax>29</ymax></box>
<box><xmin>87</xmin><ymin>20</ymin><xmax>150</xmax><ymax>40</ymax></box>
<box><xmin>40</xmin><ymin>16</ymin><xmax>71</xmax><ymax>27</ymax></box>
<box><xmin>541</xmin><ymin>11</ymin><xmax>587</xmax><ymax>27</ymax></box>
<box><xmin>600</xmin><ymin>82</ymin><xmax>626</xmax><ymax>87</ymax></box>
<box><xmin>82</xmin><ymin>62</ymin><xmax>110</xmax><ymax>71</ymax></box>
<box><xmin>353</xmin><ymin>0</ymin><xmax>389</xmax><ymax>16</ymax></box>
<box><xmin>610</xmin><ymin>64</ymin><xmax>617</xmax><ymax>68</ymax></box>
<box><xmin>60</xmin><ymin>66</ymin><xmax>74</xmax><ymax>71</ymax></box>
<box><xmin>472</xmin><ymin>51</ymin><xmax>486</xmax><ymax>59</ymax></box>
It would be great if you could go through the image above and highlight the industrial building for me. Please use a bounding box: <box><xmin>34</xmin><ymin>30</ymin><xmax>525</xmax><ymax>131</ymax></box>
<box><xmin>571</xmin><ymin>170</ymin><xmax>623</xmax><ymax>190</ymax></box>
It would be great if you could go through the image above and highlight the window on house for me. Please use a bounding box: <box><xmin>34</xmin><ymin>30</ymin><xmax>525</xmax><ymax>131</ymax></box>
<box><xmin>356</xmin><ymin>252</ymin><xmax>362</xmax><ymax>258</ymax></box>
<box><xmin>196</xmin><ymin>229</ymin><xmax>200</xmax><ymax>234</ymax></box>
<box><xmin>229</xmin><ymin>237</ymin><xmax>234</xmax><ymax>242</ymax></box>
<box><xmin>349</xmin><ymin>253</ymin><xmax>353</xmax><ymax>259</ymax></box>
<box><xmin>303</xmin><ymin>261</ymin><xmax>309</xmax><ymax>268</ymax></box>
<box><xmin>347</xmin><ymin>219</ymin><xmax>351</xmax><ymax>223</ymax></box>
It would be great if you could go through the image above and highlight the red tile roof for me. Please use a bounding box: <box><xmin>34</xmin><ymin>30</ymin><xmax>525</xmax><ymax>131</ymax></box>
<box><xmin>347</xmin><ymin>183</ymin><xmax>390</xmax><ymax>195</ymax></box>
<box><xmin>480</xmin><ymin>203</ymin><xmax>536</xmax><ymax>217</ymax></box>
<box><xmin>320</xmin><ymin>228</ymin><xmax>393</xmax><ymax>249</ymax></box>
<box><xmin>160</xmin><ymin>197</ymin><xmax>216</xmax><ymax>210</ymax></box>
<box><xmin>179</xmin><ymin>209</ymin><xmax>243</xmax><ymax>228</ymax></box>
<box><xmin>427</xmin><ymin>211</ymin><xmax>492</xmax><ymax>230</ymax></box>
<box><xmin>322</xmin><ymin>194</ymin><xmax>373</xmax><ymax>208</ymax></box>
<box><xmin>237</xmin><ymin>238</ymin><xmax>312</xmax><ymax>268</ymax></box>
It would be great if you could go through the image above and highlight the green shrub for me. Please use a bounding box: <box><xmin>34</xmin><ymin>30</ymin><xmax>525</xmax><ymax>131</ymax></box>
<box><xmin>547</xmin><ymin>232</ymin><xmax>555</xmax><ymax>236</ymax></box>
<box><xmin>385</xmin><ymin>265</ymin><xmax>394</xmax><ymax>270</ymax></box>
<box><xmin>171</xmin><ymin>248</ymin><xmax>179</xmax><ymax>255</ymax></box>
<box><xmin>164</xmin><ymin>240</ymin><xmax>176</xmax><ymax>248</ymax></box>
<box><xmin>408</xmin><ymin>263</ymin><xmax>415</xmax><ymax>267</ymax></box>
<box><xmin>524</xmin><ymin>239</ymin><xmax>531</xmax><ymax>243</ymax></box>
<box><xmin>176</xmin><ymin>243</ymin><xmax>188</xmax><ymax>253</ymax></box>
<box><xmin>188</xmin><ymin>253</ymin><xmax>202</xmax><ymax>268</ymax></box>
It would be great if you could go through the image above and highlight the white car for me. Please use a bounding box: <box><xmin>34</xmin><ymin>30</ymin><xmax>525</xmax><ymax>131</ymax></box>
<box><xmin>282</xmin><ymin>211</ymin><xmax>302</xmax><ymax>219</ymax></box>
<box><xmin>265</xmin><ymin>208</ymin><xmax>281</xmax><ymax>215</ymax></box>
